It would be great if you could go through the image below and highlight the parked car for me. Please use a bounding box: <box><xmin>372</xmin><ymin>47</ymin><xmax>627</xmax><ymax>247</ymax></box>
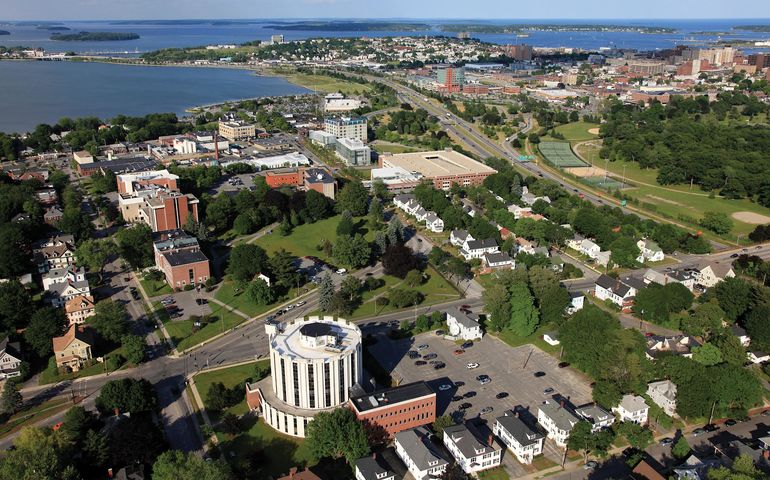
<box><xmin>336</xmin><ymin>268</ymin><xmax>347</xmax><ymax>275</ymax></box>
<box><xmin>454</xmin><ymin>381</ymin><xmax>465</xmax><ymax>387</ymax></box>
<box><xmin>451</xmin><ymin>396</ymin><xmax>463</xmax><ymax>402</ymax></box>
<box><xmin>534</xmin><ymin>371</ymin><xmax>546</xmax><ymax>377</ymax></box>
<box><xmin>724</xmin><ymin>419</ymin><xmax>737</xmax><ymax>427</ymax></box>
<box><xmin>475</xmin><ymin>375</ymin><xmax>489</xmax><ymax>382</ymax></box>
<box><xmin>195</xmin><ymin>298</ymin><xmax>207</xmax><ymax>305</ymax></box>
<box><xmin>417</xmin><ymin>344</ymin><xmax>429</xmax><ymax>350</ymax></box>
<box><xmin>415</xmin><ymin>360</ymin><xmax>427</xmax><ymax>366</ymax></box>
<box><xmin>433</xmin><ymin>363</ymin><xmax>445</xmax><ymax>370</ymax></box>
<box><xmin>459</xmin><ymin>402</ymin><xmax>472</xmax><ymax>410</ymax></box>
<box><xmin>558</xmin><ymin>362</ymin><xmax>570</xmax><ymax>368</ymax></box>
<box><xmin>480</xmin><ymin>407</ymin><xmax>494</xmax><ymax>415</ymax></box>
<box><xmin>495</xmin><ymin>392</ymin><xmax>509</xmax><ymax>399</ymax></box>
<box><xmin>407</xmin><ymin>351</ymin><xmax>420</xmax><ymax>359</ymax></box>
<box><xmin>584</xmin><ymin>461</ymin><xmax>597</xmax><ymax>470</ymax></box>
<box><xmin>453</xmin><ymin>349</ymin><xmax>465</xmax><ymax>355</ymax></box>
<box><xmin>435</xmin><ymin>330</ymin><xmax>445</xmax><ymax>336</ymax></box>
<box><xmin>703</xmin><ymin>424</ymin><xmax>719</xmax><ymax>432</ymax></box>
<box><xmin>660</xmin><ymin>438</ymin><xmax>674</xmax><ymax>446</ymax></box>
<box><xmin>464</xmin><ymin>391</ymin><xmax>476</xmax><ymax>398</ymax></box>
<box><xmin>692</xmin><ymin>428</ymin><xmax>706</xmax><ymax>437</ymax></box>
<box><xmin>543</xmin><ymin>387</ymin><xmax>554</xmax><ymax>394</ymax></box>
<box><xmin>467</xmin><ymin>363</ymin><xmax>479</xmax><ymax>369</ymax></box>
<box><xmin>424</xmin><ymin>353</ymin><xmax>437</xmax><ymax>360</ymax></box>
<box><xmin>461</xmin><ymin>341</ymin><xmax>474</xmax><ymax>349</ymax></box>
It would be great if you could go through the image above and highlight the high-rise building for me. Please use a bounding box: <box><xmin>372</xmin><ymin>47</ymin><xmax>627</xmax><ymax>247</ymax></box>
<box><xmin>324</xmin><ymin>116</ymin><xmax>367</xmax><ymax>141</ymax></box>
<box><xmin>335</xmin><ymin>138</ymin><xmax>371</xmax><ymax>166</ymax></box>
<box><xmin>436</xmin><ymin>66</ymin><xmax>465</xmax><ymax>93</ymax></box>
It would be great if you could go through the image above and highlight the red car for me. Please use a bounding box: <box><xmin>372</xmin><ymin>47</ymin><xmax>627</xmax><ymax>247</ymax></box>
<box><xmin>453</xmin><ymin>349</ymin><xmax>465</xmax><ymax>355</ymax></box>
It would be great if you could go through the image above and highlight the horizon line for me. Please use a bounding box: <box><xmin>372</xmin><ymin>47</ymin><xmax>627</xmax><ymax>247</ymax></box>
<box><xmin>3</xmin><ymin>17</ymin><xmax>770</xmax><ymax>22</ymax></box>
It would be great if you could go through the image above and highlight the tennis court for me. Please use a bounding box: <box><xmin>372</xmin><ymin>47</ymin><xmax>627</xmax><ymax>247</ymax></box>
<box><xmin>539</xmin><ymin>142</ymin><xmax>588</xmax><ymax>168</ymax></box>
<box><xmin>583</xmin><ymin>176</ymin><xmax>626</xmax><ymax>190</ymax></box>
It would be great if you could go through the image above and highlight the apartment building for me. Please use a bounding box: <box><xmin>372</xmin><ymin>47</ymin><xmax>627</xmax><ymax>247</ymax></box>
<box><xmin>324</xmin><ymin>116</ymin><xmax>368</xmax><ymax>141</ymax></box>
<box><xmin>219</xmin><ymin>120</ymin><xmax>256</xmax><ymax>141</ymax></box>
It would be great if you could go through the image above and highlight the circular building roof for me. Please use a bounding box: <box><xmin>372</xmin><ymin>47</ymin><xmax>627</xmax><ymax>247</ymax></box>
<box><xmin>299</xmin><ymin>322</ymin><xmax>333</xmax><ymax>338</ymax></box>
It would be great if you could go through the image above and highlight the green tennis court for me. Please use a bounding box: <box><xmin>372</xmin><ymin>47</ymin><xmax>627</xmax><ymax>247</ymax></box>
<box><xmin>539</xmin><ymin>142</ymin><xmax>588</xmax><ymax>168</ymax></box>
<box><xmin>584</xmin><ymin>176</ymin><xmax>625</xmax><ymax>190</ymax></box>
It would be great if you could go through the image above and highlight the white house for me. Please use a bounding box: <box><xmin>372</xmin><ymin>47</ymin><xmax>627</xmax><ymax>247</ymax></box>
<box><xmin>537</xmin><ymin>400</ymin><xmax>580</xmax><ymax>447</ymax></box>
<box><xmin>446</xmin><ymin>308</ymin><xmax>483</xmax><ymax>340</ymax></box>
<box><xmin>612</xmin><ymin>394</ymin><xmax>649</xmax><ymax>425</ymax></box>
<box><xmin>460</xmin><ymin>239</ymin><xmax>499</xmax><ymax>260</ymax></box>
<box><xmin>508</xmin><ymin>204</ymin><xmax>532</xmax><ymax>219</ymax></box>
<box><xmin>647</xmin><ymin>380</ymin><xmax>678</xmax><ymax>417</ymax></box>
<box><xmin>483</xmin><ymin>252</ymin><xmax>515</xmax><ymax>269</ymax></box>
<box><xmin>731</xmin><ymin>325</ymin><xmax>751</xmax><ymax>348</ymax></box>
<box><xmin>594</xmin><ymin>274</ymin><xmax>646</xmax><ymax>312</ymax></box>
<box><xmin>0</xmin><ymin>337</ymin><xmax>22</xmax><ymax>380</ymax></box>
<box><xmin>567</xmin><ymin>291</ymin><xmax>585</xmax><ymax>314</ymax></box>
<box><xmin>595</xmin><ymin>250</ymin><xmax>612</xmax><ymax>267</ymax></box>
<box><xmin>425</xmin><ymin>212</ymin><xmax>444</xmax><ymax>233</ymax></box>
<box><xmin>450</xmin><ymin>229</ymin><xmax>474</xmax><ymax>247</ymax></box>
<box><xmin>636</xmin><ymin>239</ymin><xmax>665</xmax><ymax>263</ymax></box>
<box><xmin>395</xmin><ymin>428</ymin><xmax>448</xmax><ymax>480</ymax></box>
<box><xmin>493</xmin><ymin>410</ymin><xmax>546</xmax><ymax>465</ymax></box>
<box><xmin>393</xmin><ymin>194</ymin><xmax>418</xmax><ymax>212</ymax></box>
<box><xmin>748</xmin><ymin>351</ymin><xmax>770</xmax><ymax>364</ymax></box>
<box><xmin>579</xmin><ymin>239</ymin><xmax>601</xmax><ymax>259</ymax></box>
<box><xmin>575</xmin><ymin>404</ymin><xmax>615</xmax><ymax>432</ymax></box>
<box><xmin>257</xmin><ymin>273</ymin><xmax>271</xmax><ymax>287</ymax></box>
<box><xmin>413</xmin><ymin>206</ymin><xmax>428</xmax><ymax>222</ymax></box>
<box><xmin>42</xmin><ymin>265</ymin><xmax>86</xmax><ymax>291</ymax></box>
<box><xmin>443</xmin><ymin>424</ymin><xmax>503</xmax><ymax>474</ymax></box>
<box><xmin>696</xmin><ymin>262</ymin><xmax>736</xmax><ymax>288</ymax></box>
<box><xmin>566</xmin><ymin>235</ymin><xmax>585</xmax><ymax>251</ymax></box>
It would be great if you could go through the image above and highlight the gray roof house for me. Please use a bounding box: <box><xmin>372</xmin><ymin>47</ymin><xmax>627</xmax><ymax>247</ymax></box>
<box><xmin>537</xmin><ymin>400</ymin><xmax>580</xmax><ymax>447</ymax></box>
<box><xmin>575</xmin><ymin>403</ymin><xmax>615</xmax><ymax>432</ymax></box>
<box><xmin>355</xmin><ymin>454</ymin><xmax>402</xmax><ymax>480</ymax></box>
<box><xmin>493</xmin><ymin>410</ymin><xmax>546</xmax><ymax>465</ymax></box>
<box><xmin>394</xmin><ymin>427</ymin><xmax>449</xmax><ymax>480</ymax></box>
<box><xmin>442</xmin><ymin>423</ymin><xmax>502</xmax><ymax>474</ymax></box>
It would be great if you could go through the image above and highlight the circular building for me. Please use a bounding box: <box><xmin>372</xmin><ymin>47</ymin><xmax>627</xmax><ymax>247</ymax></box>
<box><xmin>251</xmin><ymin>316</ymin><xmax>362</xmax><ymax>437</ymax></box>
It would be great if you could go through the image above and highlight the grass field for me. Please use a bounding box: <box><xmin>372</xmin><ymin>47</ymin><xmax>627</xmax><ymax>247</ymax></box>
<box><xmin>139</xmin><ymin>277</ymin><xmax>173</xmax><ymax>298</ymax></box>
<box><xmin>193</xmin><ymin>361</ymin><xmax>313</xmax><ymax>478</ymax></box>
<box><xmin>165</xmin><ymin>306</ymin><xmax>246</xmax><ymax>352</ymax></box>
<box><xmin>574</xmin><ymin>143</ymin><xmax>770</xmax><ymax>237</ymax></box>
<box><xmin>544</xmin><ymin>121</ymin><xmax>599</xmax><ymax>144</ymax></box>
<box><xmin>254</xmin><ymin>214</ymin><xmax>374</xmax><ymax>263</ymax></box>
<box><xmin>346</xmin><ymin>267</ymin><xmax>460</xmax><ymax>319</ymax></box>
<box><xmin>478</xmin><ymin>467</ymin><xmax>511</xmax><ymax>480</ymax></box>
<box><xmin>370</xmin><ymin>141</ymin><xmax>419</xmax><ymax>154</ymax></box>
<box><xmin>494</xmin><ymin>323</ymin><xmax>560</xmax><ymax>356</ymax></box>
<box><xmin>278</xmin><ymin>71</ymin><xmax>372</xmax><ymax>95</ymax></box>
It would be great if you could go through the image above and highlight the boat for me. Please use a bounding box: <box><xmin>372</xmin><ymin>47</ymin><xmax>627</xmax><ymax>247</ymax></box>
<box><xmin>516</xmin><ymin>33</ymin><xmax>530</xmax><ymax>38</ymax></box>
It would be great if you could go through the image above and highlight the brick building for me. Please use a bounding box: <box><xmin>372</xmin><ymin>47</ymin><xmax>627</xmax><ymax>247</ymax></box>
<box><xmin>304</xmin><ymin>168</ymin><xmax>336</xmax><ymax>199</ymax></box>
<box><xmin>349</xmin><ymin>382</ymin><xmax>436</xmax><ymax>437</ymax></box>
<box><xmin>117</xmin><ymin>170</ymin><xmax>200</xmax><ymax>232</ymax></box>
<box><xmin>265</xmin><ymin>170</ymin><xmax>303</xmax><ymax>188</ymax></box>
<box><xmin>152</xmin><ymin>230</ymin><xmax>210</xmax><ymax>289</ymax></box>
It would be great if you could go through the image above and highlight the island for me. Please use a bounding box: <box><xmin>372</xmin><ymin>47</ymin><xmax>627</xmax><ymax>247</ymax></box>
<box><xmin>0</xmin><ymin>30</ymin><xmax>10</xmax><ymax>36</ymax></box>
<box><xmin>37</xmin><ymin>26</ymin><xmax>71</xmax><ymax>31</ymax></box>
<box><xmin>50</xmin><ymin>31</ymin><xmax>140</xmax><ymax>41</ymax></box>
<box><xmin>439</xmin><ymin>23</ymin><xmax>676</xmax><ymax>34</ymax></box>
<box><xmin>734</xmin><ymin>25</ymin><xmax>770</xmax><ymax>32</ymax></box>
<box><xmin>261</xmin><ymin>21</ymin><xmax>431</xmax><ymax>32</ymax></box>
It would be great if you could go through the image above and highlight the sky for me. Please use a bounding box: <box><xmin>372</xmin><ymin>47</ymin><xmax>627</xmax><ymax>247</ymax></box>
<box><xmin>2</xmin><ymin>0</ymin><xmax>769</xmax><ymax>21</ymax></box>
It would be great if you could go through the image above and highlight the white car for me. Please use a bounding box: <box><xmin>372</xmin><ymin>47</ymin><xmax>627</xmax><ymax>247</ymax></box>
<box><xmin>438</xmin><ymin>384</ymin><xmax>452</xmax><ymax>391</ymax></box>
<box><xmin>336</xmin><ymin>268</ymin><xmax>347</xmax><ymax>275</ymax></box>
<box><xmin>467</xmin><ymin>363</ymin><xmax>479</xmax><ymax>369</ymax></box>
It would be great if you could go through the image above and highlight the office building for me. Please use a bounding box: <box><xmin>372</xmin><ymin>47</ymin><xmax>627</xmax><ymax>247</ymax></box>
<box><xmin>349</xmin><ymin>382</ymin><xmax>436</xmax><ymax>437</ymax></box>
<box><xmin>335</xmin><ymin>138</ymin><xmax>372</xmax><ymax>166</ymax></box>
<box><xmin>117</xmin><ymin>170</ymin><xmax>200</xmax><ymax>232</ymax></box>
<box><xmin>324</xmin><ymin>116</ymin><xmax>368</xmax><ymax>141</ymax></box>
<box><xmin>324</xmin><ymin>93</ymin><xmax>363</xmax><ymax>112</ymax></box>
<box><xmin>246</xmin><ymin>316</ymin><xmax>362</xmax><ymax>438</ymax></box>
<box><xmin>152</xmin><ymin>229</ymin><xmax>211</xmax><ymax>290</ymax></box>
<box><xmin>219</xmin><ymin>120</ymin><xmax>256</xmax><ymax>141</ymax></box>
<box><xmin>436</xmin><ymin>66</ymin><xmax>465</xmax><ymax>93</ymax></box>
<box><xmin>379</xmin><ymin>149</ymin><xmax>497</xmax><ymax>190</ymax></box>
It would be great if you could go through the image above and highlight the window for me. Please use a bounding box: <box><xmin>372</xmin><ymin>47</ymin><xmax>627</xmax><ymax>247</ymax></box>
<box><xmin>324</xmin><ymin>363</ymin><xmax>331</xmax><ymax>407</ymax></box>
<box><xmin>279</xmin><ymin>358</ymin><xmax>287</xmax><ymax>402</ymax></box>
<box><xmin>292</xmin><ymin>363</ymin><xmax>300</xmax><ymax>405</ymax></box>
<box><xmin>308</xmin><ymin>364</ymin><xmax>315</xmax><ymax>408</ymax></box>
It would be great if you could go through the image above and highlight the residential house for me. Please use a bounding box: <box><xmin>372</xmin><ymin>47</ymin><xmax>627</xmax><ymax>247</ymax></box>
<box><xmin>33</xmin><ymin>234</ymin><xmax>76</xmax><ymax>273</ymax></box>
<box><xmin>450</xmin><ymin>230</ymin><xmax>474</xmax><ymax>247</ymax></box>
<box><xmin>696</xmin><ymin>262</ymin><xmax>735</xmax><ymax>288</ymax></box>
<box><xmin>575</xmin><ymin>404</ymin><xmax>615</xmax><ymax>432</ymax></box>
<box><xmin>673</xmin><ymin>454</ymin><xmax>721</xmax><ymax>480</ymax></box>
<box><xmin>394</xmin><ymin>428</ymin><xmax>449</xmax><ymax>480</ymax></box>
<box><xmin>515</xmin><ymin>237</ymin><xmax>537</xmax><ymax>256</ymax></box>
<box><xmin>460</xmin><ymin>239</ymin><xmax>499</xmax><ymax>260</ymax></box>
<box><xmin>595</xmin><ymin>250</ymin><xmax>612</xmax><ymax>268</ymax></box>
<box><xmin>567</xmin><ymin>291</ymin><xmax>585</xmax><ymax>314</ymax></box>
<box><xmin>43</xmin><ymin>266</ymin><xmax>90</xmax><ymax>307</ymax></box>
<box><xmin>424</xmin><ymin>212</ymin><xmax>444</xmax><ymax>233</ymax></box>
<box><xmin>493</xmin><ymin>410</ymin><xmax>545</xmax><ymax>465</ymax></box>
<box><xmin>393</xmin><ymin>194</ymin><xmax>419</xmax><ymax>214</ymax></box>
<box><xmin>508</xmin><ymin>204</ymin><xmax>532</xmax><ymax>219</ymax></box>
<box><xmin>44</xmin><ymin>206</ymin><xmax>64</xmax><ymax>225</ymax></box>
<box><xmin>520</xmin><ymin>186</ymin><xmax>551</xmax><ymax>206</ymax></box>
<box><xmin>114</xmin><ymin>464</ymin><xmax>145</xmax><ymax>480</ymax></box>
<box><xmin>643</xmin><ymin>268</ymin><xmax>698</xmax><ymax>290</ymax></box>
<box><xmin>579</xmin><ymin>239</ymin><xmax>601</xmax><ymax>259</ymax></box>
<box><xmin>537</xmin><ymin>400</ymin><xmax>580</xmax><ymax>447</ymax></box>
<box><xmin>594</xmin><ymin>274</ymin><xmax>646</xmax><ymax>312</ymax></box>
<box><xmin>566</xmin><ymin>235</ymin><xmax>585</xmax><ymax>251</ymax></box>
<box><xmin>483</xmin><ymin>252</ymin><xmax>515</xmax><ymax>269</ymax></box>
<box><xmin>647</xmin><ymin>380</ymin><xmax>677</xmax><ymax>417</ymax></box>
<box><xmin>64</xmin><ymin>295</ymin><xmax>96</xmax><ymax>325</ymax></box>
<box><xmin>445</xmin><ymin>308</ymin><xmax>483</xmax><ymax>340</ymax></box>
<box><xmin>355</xmin><ymin>454</ymin><xmax>401</xmax><ymax>480</ymax></box>
<box><xmin>612</xmin><ymin>394</ymin><xmax>649</xmax><ymax>425</ymax></box>
<box><xmin>731</xmin><ymin>325</ymin><xmax>751</xmax><ymax>348</ymax></box>
<box><xmin>646</xmin><ymin>335</ymin><xmax>700</xmax><ymax>360</ymax></box>
<box><xmin>0</xmin><ymin>337</ymin><xmax>22</xmax><ymax>380</ymax></box>
<box><xmin>442</xmin><ymin>423</ymin><xmax>503</xmax><ymax>474</ymax></box>
<box><xmin>636</xmin><ymin>239</ymin><xmax>665</xmax><ymax>263</ymax></box>
<box><xmin>632</xmin><ymin>460</ymin><xmax>666</xmax><ymax>480</ymax></box>
<box><xmin>748</xmin><ymin>351</ymin><xmax>770</xmax><ymax>364</ymax></box>
<box><xmin>52</xmin><ymin>324</ymin><xmax>95</xmax><ymax>372</ymax></box>
<box><xmin>277</xmin><ymin>467</ymin><xmax>324</xmax><ymax>480</ymax></box>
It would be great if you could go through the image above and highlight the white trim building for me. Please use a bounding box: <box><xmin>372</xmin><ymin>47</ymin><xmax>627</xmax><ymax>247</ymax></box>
<box><xmin>443</xmin><ymin>424</ymin><xmax>503</xmax><ymax>474</ymax></box>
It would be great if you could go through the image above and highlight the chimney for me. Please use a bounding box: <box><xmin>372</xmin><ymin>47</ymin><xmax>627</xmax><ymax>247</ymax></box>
<box><xmin>488</xmin><ymin>434</ymin><xmax>494</xmax><ymax>446</ymax></box>
<box><xmin>289</xmin><ymin>467</ymin><xmax>297</xmax><ymax>478</ymax></box>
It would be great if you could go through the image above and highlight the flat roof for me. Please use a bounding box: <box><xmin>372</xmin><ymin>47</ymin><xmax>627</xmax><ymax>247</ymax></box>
<box><xmin>271</xmin><ymin>317</ymin><xmax>361</xmax><ymax>361</ymax></box>
<box><xmin>380</xmin><ymin>150</ymin><xmax>496</xmax><ymax>178</ymax></box>
<box><xmin>350</xmin><ymin>381</ymin><xmax>435</xmax><ymax>413</ymax></box>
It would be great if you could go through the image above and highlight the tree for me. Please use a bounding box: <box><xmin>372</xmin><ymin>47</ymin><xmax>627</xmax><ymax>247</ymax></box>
<box><xmin>713</xmin><ymin>277</ymin><xmax>754</xmax><ymax>322</ymax></box>
<box><xmin>339</xmin><ymin>275</ymin><xmax>362</xmax><ymax>304</ymax></box>
<box><xmin>206</xmin><ymin>382</ymin><xmax>229</xmax><ymax>411</ymax></box>
<box><xmin>671</xmin><ymin>436</ymin><xmax>691</xmax><ymax>459</ymax></box>
<box><xmin>305</xmin><ymin>408</ymin><xmax>370</xmax><ymax>465</ymax></box>
<box><xmin>336</xmin><ymin>180</ymin><xmax>369</xmax><ymax>216</ymax></box>
<box><xmin>382</xmin><ymin>244</ymin><xmax>419</xmax><ymax>279</ymax></box>
<box><xmin>106</xmin><ymin>414</ymin><xmax>166</xmax><ymax>466</ymax></box>
<box><xmin>0</xmin><ymin>381</ymin><xmax>23</xmax><ymax>415</ymax></box>
<box><xmin>0</xmin><ymin>280</ymin><xmax>32</xmax><ymax>333</ymax></box>
<box><xmin>692</xmin><ymin>342</ymin><xmax>723</xmax><ymax>366</ymax></box>
<box><xmin>0</xmin><ymin>224</ymin><xmax>31</xmax><ymax>278</ymax></box>
<box><xmin>121</xmin><ymin>334</ymin><xmax>146</xmax><ymax>365</ymax></box>
<box><xmin>90</xmin><ymin>300</ymin><xmax>129</xmax><ymax>343</ymax></box>
<box><xmin>268</xmin><ymin>249</ymin><xmax>301</xmax><ymax>290</ymax></box>
<box><xmin>699</xmin><ymin>211</ymin><xmax>733</xmax><ymax>235</ymax></box>
<box><xmin>614</xmin><ymin>422</ymin><xmax>653</xmax><ymax>450</ymax></box>
<box><xmin>95</xmin><ymin>378</ymin><xmax>157</xmax><ymax>414</ymax></box>
<box><xmin>568</xmin><ymin>421</ymin><xmax>615</xmax><ymax>461</ymax></box>
<box><xmin>82</xmin><ymin>429</ymin><xmax>109</xmax><ymax>467</ymax></box>
<box><xmin>333</xmin><ymin>234</ymin><xmax>371</xmax><ymax>268</ymax></box>
<box><xmin>305</xmin><ymin>189</ymin><xmax>333</xmax><ymax>222</ymax></box>
<box><xmin>388</xmin><ymin>288</ymin><xmax>423</xmax><ymax>308</ymax></box>
<box><xmin>681</xmin><ymin>301</ymin><xmax>725</xmax><ymax>341</ymax></box>
<box><xmin>508</xmin><ymin>282</ymin><xmax>539</xmax><ymax>337</ymax></box>
<box><xmin>0</xmin><ymin>427</ymin><xmax>70</xmax><ymax>480</ymax></box>
<box><xmin>336</xmin><ymin>210</ymin><xmax>355</xmax><ymax>236</ymax></box>
<box><xmin>247</xmin><ymin>279</ymin><xmax>276</xmax><ymax>305</ymax></box>
<box><xmin>609</xmin><ymin>237</ymin><xmax>640</xmax><ymax>268</ymax></box>
<box><xmin>226</xmin><ymin>244</ymin><xmax>270</xmax><ymax>285</ymax></box>
<box><xmin>60</xmin><ymin>406</ymin><xmax>95</xmax><ymax>444</ymax></box>
<box><xmin>483</xmin><ymin>283</ymin><xmax>511</xmax><ymax>332</ymax></box>
<box><xmin>432</xmin><ymin>415</ymin><xmax>455</xmax><ymax>440</ymax></box>
<box><xmin>528</xmin><ymin>267</ymin><xmax>570</xmax><ymax>325</ymax></box>
<box><xmin>24</xmin><ymin>307</ymin><xmax>66</xmax><ymax>358</ymax></box>
<box><xmin>152</xmin><ymin>450</ymin><xmax>233</xmax><ymax>480</ymax></box>
<box><xmin>318</xmin><ymin>273</ymin><xmax>335</xmax><ymax>312</ymax></box>
<box><xmin>440</xmin><ymin>463</ymin><xmax>471</xmax><ymax>480</ymax></box>
<box><xmin>75</xmin><ymin>239</ymin><xmax>117</xmax><ymax>282</ymax></box>
<box><xmin>368</xmin><ymin>196</ymin><xmax>384</xmax><ymax>224</ymax></box>
<box><xmin>746</xmin><ymin>304</ymin><xmax>770</xmax><ymax>351</ymax></box>
<box><xmin>404</xmin><ymin>269</ymin><xmax>424</xmax><ymax>287</ymax></box>
<box><xmin>115</xmin><ymin>224</ymin><xmax>154</xmax><ymax>269</ymax></box>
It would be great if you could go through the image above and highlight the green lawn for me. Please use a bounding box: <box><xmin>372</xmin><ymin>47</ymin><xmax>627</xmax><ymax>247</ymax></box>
<box><xmin>193</xmin><ymin>361</ymin><xmax>313</xmax><ymax>478</ymax></box>
<box><xmin>167</xmin><ymin>306</ymin><xmax>247</xmax><ymax>352</ymax></box>
<box><xmin>139</xmin><ymin>277</ymin><xmax>173</xmax><ymax>298</ymax></box>
<box><xmin>255</xmin><ymin>214</ymin><xmax>374</xmax><ymax>263</ymax></box>
<box><xmin>346</xmin><ymin>267</ymin><xmax>461</xmax><ymax>320</ymax></box>
<box><xmin>493</xmin><ymin>324</ymin><xmax>560</xmax><ymax>355</ymax></box>
<box><xmin>214</xmin><ymin>280</ymin><xmax>316</xmax><ymax>318</ymax></box>
<box><xmin>279</xmin><ymin>71</ymin><xmax>372</xmax><ymax>95</ymax></box>
<box><xmin>371</xmin><ymin>141</ymin><xmax>419</xmax><ymax>154</ymax></box>
<box><xmin>478</xmin><ymin>467</ymin><xmax>510</xmax><ymax>480</ymax></box>
<box><xmin>545</xmin><ymin>121</ymin><xmax>599</xmax><ymax>144</ymax></box>
<box><xmin>0</xmin><ymin>398</ymin><xmax>71</xmax><ymax>438</ymax></box>
<box><xmin>39</xmin><ymin>346</ymin><xmax>126</xmax><ymax>385</ymax></box>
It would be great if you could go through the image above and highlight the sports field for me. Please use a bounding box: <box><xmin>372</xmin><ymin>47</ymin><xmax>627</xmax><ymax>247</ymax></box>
<box><xmin>539</xmin><ymin>142</ymin><xmax>588</xmax><ymax>168</ymax></box>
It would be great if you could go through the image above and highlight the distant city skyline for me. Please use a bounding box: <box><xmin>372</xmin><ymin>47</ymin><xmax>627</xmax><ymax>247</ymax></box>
<box><xmin>2</xmin><ymin>0</ymin><xmax>769</xmax><ymax>21</ymax></box>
